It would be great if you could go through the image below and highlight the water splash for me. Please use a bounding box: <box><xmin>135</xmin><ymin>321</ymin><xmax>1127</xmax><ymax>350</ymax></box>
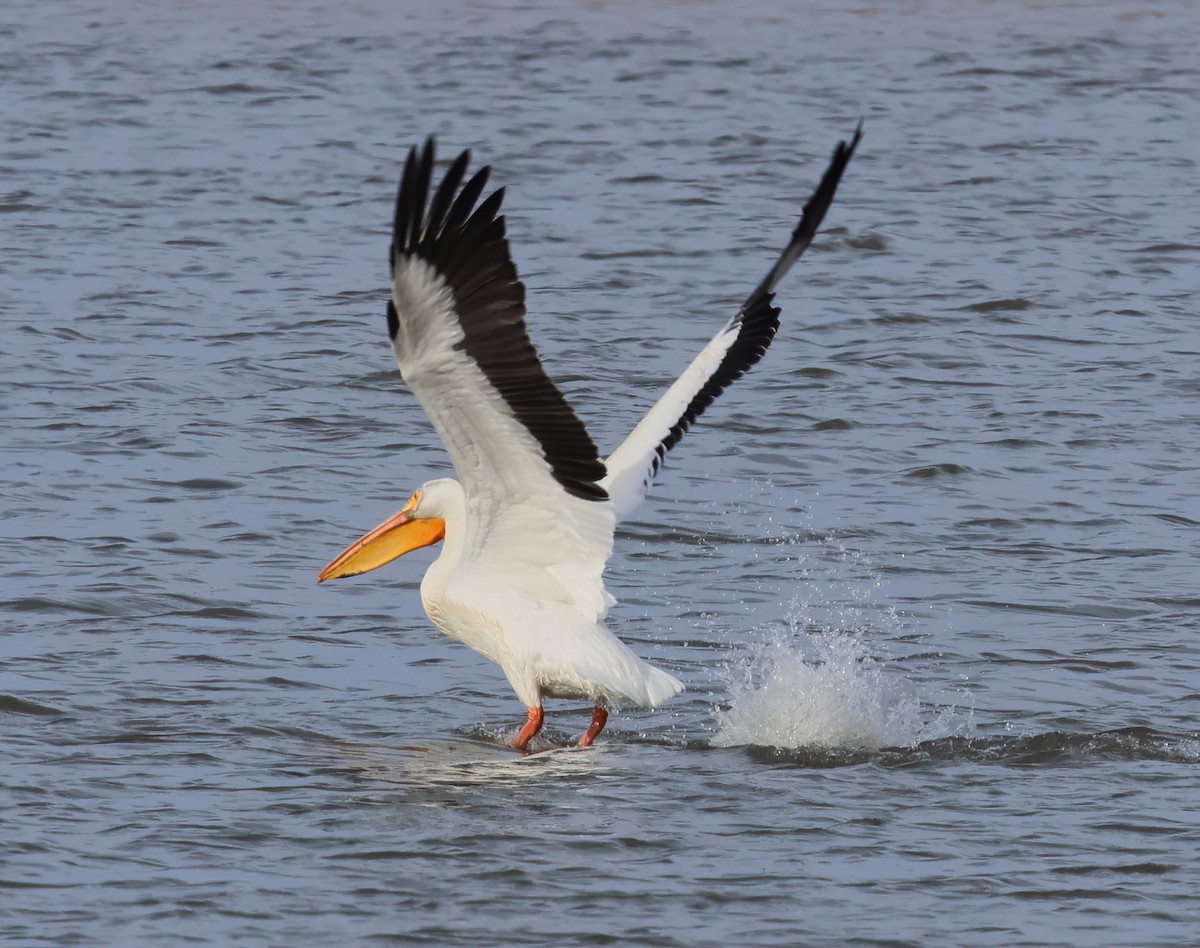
<box><xmin>712</xmin><ymin>537</ymin><xmax>971</xmax><ymax>752</ymax></box>
<box><xmin>712</xmin><ymin>630</ymin><xmax>935</xmax><ymax>750</ymax></box>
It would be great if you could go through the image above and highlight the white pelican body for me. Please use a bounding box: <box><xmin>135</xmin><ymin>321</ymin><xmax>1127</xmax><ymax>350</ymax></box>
<box><xmin>406</xmin><ymin>478</ymin><xmax>678</xmax><ymax>711</ymax></box>
<box><xmin>319</xmin><ymin>130</ymin><xmax>861</xmax><ymax>749</ymax></box>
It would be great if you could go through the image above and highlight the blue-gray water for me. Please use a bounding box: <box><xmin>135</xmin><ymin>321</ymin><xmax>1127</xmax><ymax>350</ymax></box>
<box><xmin>3</xmin><ymin>0</ymin><xmax>1199</xmax><ymax>944</ymax></box>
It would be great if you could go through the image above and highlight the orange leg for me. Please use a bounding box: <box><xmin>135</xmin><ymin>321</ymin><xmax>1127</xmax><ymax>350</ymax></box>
<box><xmin>513</xmin><ymin>705</ymin><xmax>544</xmax><ymax>752</ymax></box>
<box><xmin>578</xmin><ymin>706</ymin><xmax>608</xmax><ymax>747</ymax></box>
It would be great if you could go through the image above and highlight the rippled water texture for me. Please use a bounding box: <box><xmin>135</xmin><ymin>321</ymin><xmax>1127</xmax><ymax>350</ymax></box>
<box><xmin>3</xmin><ymin>0</ymin><xmax>1199</xmax><ymax>944</ymax></box>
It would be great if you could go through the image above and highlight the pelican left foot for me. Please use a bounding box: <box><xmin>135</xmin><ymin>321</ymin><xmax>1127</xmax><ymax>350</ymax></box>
<box><xmin>513</xmin><ymin>705</ymin><xmax>544</xmax><ymax>753</ymax></box>
<box><xmin>578</xmin><ymin>706</ymin><xmax>608</xmax><ymax>747</ymax></box>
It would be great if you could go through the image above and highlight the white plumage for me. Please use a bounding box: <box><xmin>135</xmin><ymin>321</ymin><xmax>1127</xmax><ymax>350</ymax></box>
<box><xmin>319</xmin><ymin>130</ymin><xmax>861</xmax><ymax>750</ymax></box>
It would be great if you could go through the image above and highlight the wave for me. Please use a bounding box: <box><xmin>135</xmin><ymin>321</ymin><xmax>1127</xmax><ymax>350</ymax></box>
<box><xmin>730</xmin><ymin>726</ymin><xmax>1200</xmax><ymax>768</ymax></box>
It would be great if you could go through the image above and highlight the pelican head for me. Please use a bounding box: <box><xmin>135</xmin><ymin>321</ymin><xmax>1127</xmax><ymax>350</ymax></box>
<box><xmin>317</xmin><ymin>479</ymin><xmax>455</xmax><ymax>582</ymax></box>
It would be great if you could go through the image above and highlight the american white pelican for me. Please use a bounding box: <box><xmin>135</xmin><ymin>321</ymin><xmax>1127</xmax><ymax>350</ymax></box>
<box><xmin>319</xmin><ymin>128</ymin><xmax>861</xmax><ymax>751</ymax></box>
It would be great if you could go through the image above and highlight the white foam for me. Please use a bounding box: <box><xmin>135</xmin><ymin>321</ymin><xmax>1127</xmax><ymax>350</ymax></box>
<box><xmin>712</xmin><ymin>631</ymin><xmax>931</xmax><ymax>751</ymax></box>
<box><xmin>711</xmin><ymin>536</ymin><xmax>972</xmax><ymax>752</ymax></box>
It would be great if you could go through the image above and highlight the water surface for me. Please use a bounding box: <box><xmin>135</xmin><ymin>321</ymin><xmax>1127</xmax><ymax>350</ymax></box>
<box><xmin>3</xmin><ymin>0</ymin><xmax>1199</xmax><ymax>944</ymax></box>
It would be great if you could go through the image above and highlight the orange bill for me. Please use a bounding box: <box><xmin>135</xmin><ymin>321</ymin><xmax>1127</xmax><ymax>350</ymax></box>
<box><xmin>317</xmin><ymin>507</ymin><xmax>445</xmax><ymax>582</ymax></box>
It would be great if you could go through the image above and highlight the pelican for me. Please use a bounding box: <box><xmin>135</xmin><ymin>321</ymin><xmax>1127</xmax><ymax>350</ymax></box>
<box><xmin>318</xmin><ymin>128</ymin><xmax>861</xmax><ymax>750</ymax></box>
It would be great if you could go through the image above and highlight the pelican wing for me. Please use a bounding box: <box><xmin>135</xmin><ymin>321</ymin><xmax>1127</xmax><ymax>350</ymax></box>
<box><xmin>387</xmin><ymin>140</ymin><xmax>613</xmax><ymax>605</ymax></box>
<box><xmin>602</xmin><ymin>125</ymin><xmax>863</xmax><ymax>522</ymax></box>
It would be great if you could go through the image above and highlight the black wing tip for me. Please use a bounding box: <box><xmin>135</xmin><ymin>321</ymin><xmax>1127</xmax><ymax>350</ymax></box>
<box><xmin>847</xmin><ymin>119</ymin><xmax>864</xmax><ymax>154</ymax></box>
<box><xmin>816</xmin><ymin>121</ymin><xmax>864</xmax><ymax>206</ymax></box>
<box><xmin>799</xmin><ymin>122</ymin><xmax>862</xmax><ymax>236</ymax></box>
<box><xmin>743</xmin><ymin>123</ymin><xmax>862</xmax><ymax>306</ymax></box>
<box><xmin>393</xmin><ymin>145</ymin><xmax>502</xmax><ymax>263</ymax></box>
<box><xmin>827</xmin><ymin>121</ymin><xmax>863</xmax><ymax>170</ymax></box>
